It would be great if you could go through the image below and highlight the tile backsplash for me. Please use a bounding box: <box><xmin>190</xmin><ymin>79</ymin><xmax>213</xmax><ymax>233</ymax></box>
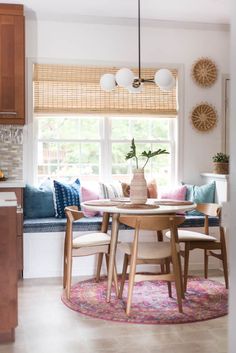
<box><xmin>0</xmin><ymin>125</ymin><xmax>23</xmax><ymax>180</ymax></box>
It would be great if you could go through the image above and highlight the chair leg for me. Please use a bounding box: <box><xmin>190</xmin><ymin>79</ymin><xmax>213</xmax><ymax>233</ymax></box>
<box><xmin>113</xmin><ymin>262</ymin><xmax>119</xmax><ymax>297</ymax></box>
<box><xmin>222</xmin><ymin>249</ymin><xmax>229</xmax><ymax>289</ymax></box>
<box><xmin>157</xmin><ymin>231</ymin><xmax>165</xmax><ymax>274</ymax></box>
<box><xmin>183</xmin><ymin>243</ymin><xmax>190</xmax><ymax>292</ymax></box>
<box><xmin>177</xmin><ymin>249</ymin><xmax>185</xmax><ymax>299</ymax></box>
<box><xmin>160</xmin><ymin>264</ymin><xmax>165</xmax><ymax>274</ymax></box>
<box><xmin>171</xmin><ymin>250</ymin><xmax>183</xmax><ymax>313</ymax></box>
<box><xmin>63</xmin><ymin>255</ymin><xmax>67</xmax><ymax>289</ymax></box>
<box><xmin>105</xmin><ymin>253</ymin><xmax>109</xmax><ymax>269</ymax></box>
<box><xmin>105</xmin><ymin>254</ymin><xmax>119</xmax><ymax>296</ymax></box>
<box><xmin>204</xmin><ymin>249</ymin><xmax>209</xmax><ymax>279</ymax></box>
<box><xmin>63</xmin><ymin>239</ymin><xmax>68</xmax><ymax>289</ymax></box>
<box><xmin>126</xmin><ymin>254</ymin><xmax>137</xmax><ymax>316</ymax></box>
<box><xmin>96</xmin><ymin>253</ymin><xmax>104</xmax><ymax>282</ymax></box>
<box><xmin>66</xmin><ymin>253</ymin><xmax>72</xmax><ymax>300</ymax></box>
<box><xmin>221</xmin><ymin>228</ymin><xmax>229</xmax><ymax>289</ymax></box>
<box><xmin>165</xmin><ymin>258</ymin><xmax>172</xmax><ymax>298</ymax></box>
<box><xmin>126</xmin><ymin>232</ymin><xmax>138</xmax><ymax>316</ymax></box>
<box><xmin>119</xmin><ymin>254</ymin><xmax>129</xmax><ymax>299</ymax></box>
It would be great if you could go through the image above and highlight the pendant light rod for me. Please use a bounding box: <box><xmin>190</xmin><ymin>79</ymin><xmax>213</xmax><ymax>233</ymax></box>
<box><xmin>137</xmin><ymin>0</ymin><xmax>153</xmax><ymax>85</ymax></box>
<box><xmin>138</xmin><ymin>0</ymin><xmax>141</xmax><ymax>81</ymax></box>
<box><xmin>100</xmin><ymin>0</ymin><xmax>175</xmax><ymax>92</ymax></box>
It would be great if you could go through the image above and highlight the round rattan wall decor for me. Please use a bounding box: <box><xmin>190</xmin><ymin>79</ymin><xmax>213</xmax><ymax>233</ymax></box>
<box><xmin>191</xmin><ymin>103</ymin><xmax>217</xmax><ymax>132</ymax></box>
<box><xmin>192</xmin><ymin>58</ymin><xmax>217</xmax><ymax>87</ymax></box>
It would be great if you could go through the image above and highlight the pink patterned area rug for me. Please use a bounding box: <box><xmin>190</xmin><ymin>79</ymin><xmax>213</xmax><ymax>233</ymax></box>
<box><xmin>61</xmin><ymin>276</ymin><xmax>228</xmax><ymax>324</ymax></box>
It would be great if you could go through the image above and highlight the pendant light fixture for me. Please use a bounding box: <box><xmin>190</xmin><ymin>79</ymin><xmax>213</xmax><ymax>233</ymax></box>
<box><xmin>100</xmin><ymin>0</ymin><xmax>175</xmax><ymax>93</ymax></box>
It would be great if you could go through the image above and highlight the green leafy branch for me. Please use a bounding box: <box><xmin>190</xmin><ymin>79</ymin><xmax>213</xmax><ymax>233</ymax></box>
<box><xmin>125</xmin><ymin>138</ymin><xmax>169</xmax><ymax>170</ymax></box>
<box><xmin>212</xmin><ymin>152</ymin><xmax>229</xmax><ymax>163</ymax></box>
<box><xmin>125</xmin><ymin>138</ymin><xmax>139</xmax><ymax>169</ymax></box>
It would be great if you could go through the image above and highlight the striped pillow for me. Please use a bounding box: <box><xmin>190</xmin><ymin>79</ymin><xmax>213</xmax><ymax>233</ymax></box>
<box><xmin>99</xmin><ymin>182</ymin><xmax>123</xmax><ymax>199</ymax></box>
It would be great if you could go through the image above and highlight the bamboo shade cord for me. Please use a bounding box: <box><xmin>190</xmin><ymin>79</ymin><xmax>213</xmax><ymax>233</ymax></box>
<box><xmin>33</xmin><ymin>64</ymin><xmax>178</xmax><ymax>116</ymax></box>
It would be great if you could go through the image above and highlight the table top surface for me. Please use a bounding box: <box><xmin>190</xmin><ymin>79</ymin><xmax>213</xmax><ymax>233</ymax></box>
<box><xmin>81</xmin><ymin>199</ymin><xmax>196</xmax><ymax>215</ymax></box>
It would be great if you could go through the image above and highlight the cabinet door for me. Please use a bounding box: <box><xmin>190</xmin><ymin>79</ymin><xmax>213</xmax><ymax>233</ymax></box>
<box><xmin>0</xmin><ymin>206</ymin><xmax>17</xmax><ymax>335</ymax></box>
<box><xmin>0</xmin><ymin>187</ymin><xmax>23</xmax><ymax>273</ymax></box>
<box><xmin>0</xmin><ymin>13</ymin><xmax>25</xmax><ymax>124</ymax></box>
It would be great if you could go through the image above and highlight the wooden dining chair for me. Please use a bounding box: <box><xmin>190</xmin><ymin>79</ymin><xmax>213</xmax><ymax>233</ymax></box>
<box><xmin>63</xmin><ymin>206</ymin><xmax>118</xmax><ymax>299</ymax></box>
<box><xmin>165</xmin><ymin>203</ymin><xmax>229</xmax><ymax>291</ymax></box>
<box><xmin>118</xmin><ymin>214</ymin><xmax>185</xmax><ymax>315</ymax></box>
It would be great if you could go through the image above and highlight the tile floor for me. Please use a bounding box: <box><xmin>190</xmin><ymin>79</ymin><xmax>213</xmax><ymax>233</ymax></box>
<box><xmin>0</xmin><ymin>270</ymin><xmax>228</xmax><ymax>353</ymax></box>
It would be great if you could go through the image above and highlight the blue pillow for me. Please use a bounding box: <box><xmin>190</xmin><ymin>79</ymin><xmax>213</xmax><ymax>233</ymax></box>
<box><xmin>24</xmin><ymin>183</ymin><xmax>55</xmax><ymax>219</ymax></box>
<box><xmin>53</xmin><ymin>179</ymin><xmax>81</xmax><ymax>218</ymax></box>
<box><xmin>183</xmin><ymin>181</ymin><xmax>216</xmax><ymax>215</ymax></box>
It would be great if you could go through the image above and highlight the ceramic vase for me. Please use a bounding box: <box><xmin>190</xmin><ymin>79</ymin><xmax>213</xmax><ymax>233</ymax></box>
<box><xmin>130</xmin><ymin>168</ymin><xmax>147</xmax><ymax>204</ymax></box>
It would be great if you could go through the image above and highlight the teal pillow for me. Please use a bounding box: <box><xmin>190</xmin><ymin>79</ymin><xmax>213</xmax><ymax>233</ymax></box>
<box><xmin>183</xmin><ymin>181</ymin><xmax>216</xmax><ymax>215</ymax></box>
<box><xmin>24</xmin><ymin>183</ymin><xmax>55</xmax><ymax>219</ymax></box>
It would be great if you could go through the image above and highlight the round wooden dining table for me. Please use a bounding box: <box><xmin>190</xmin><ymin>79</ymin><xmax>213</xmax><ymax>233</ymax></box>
<box><xmin>81</xmin><ymin>199</ymin><xmax>196</xmax><ymax>302</ymax></box>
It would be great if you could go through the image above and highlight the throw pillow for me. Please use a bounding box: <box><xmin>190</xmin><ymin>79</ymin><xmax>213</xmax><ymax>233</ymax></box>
<box><xmin>147</xmin><ymin>179</ymin><xmax>158</xmax><ymax>198</ymax></box>
<box><xmin>121</xmin><ymin>180</ymin><xmax>158</xmax><ymax>199</ymax></box>
<box><xmin>53</xmin><ymin>179</ymin><xmax>81</xmax><ymax>218</ymax></box>
<box><xmin>121</xmin><ymin>182</ymin><xmax>130</xmax><ymax>197</ymax></box>
<box><xmin>80</xmin><ymin>185</ymin><xmax>99</xmax><ymax>217</ymax></box>
<box><xmin>99</xmin><ymin>181</ymin><xmax>123</xmax><ymax>199</ymax></box>
<box><xmin>23</xmin><ymin>183</ymin><xmax>55</xmax><ymax>219</ymax></box>
<box><xmin>182</xmin><ymin>181</ymin><xmax>216</xmax><ymax>215</ymax></box>
<box><xmin>160</xmin><ymin>185</ymin><xmax>187</xmax><ymax>201</ymax></box>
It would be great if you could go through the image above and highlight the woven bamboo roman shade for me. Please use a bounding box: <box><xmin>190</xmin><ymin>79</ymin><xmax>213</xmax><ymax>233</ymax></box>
<box><xmin>33</xmin><ymin>64</ymin><xmax>178</xmax><ymax>115</ymax></box>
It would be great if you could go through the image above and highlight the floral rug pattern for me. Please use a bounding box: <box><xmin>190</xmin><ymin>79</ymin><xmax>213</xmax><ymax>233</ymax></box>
<box><xmin>61</xmin><ymin>276</ymin><xmax>228</xmax><ymax>324</ymax></box>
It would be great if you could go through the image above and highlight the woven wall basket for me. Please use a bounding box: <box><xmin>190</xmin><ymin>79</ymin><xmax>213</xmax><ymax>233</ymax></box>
<box><xmin>192</xmin><ymin>58</ymin><xmax>217</xmax><ymax>87</ymax></box>
<box><xmin>191</xmin><ymin>103</ymin><xmax>217</xmax><ymax>132</ymax></box>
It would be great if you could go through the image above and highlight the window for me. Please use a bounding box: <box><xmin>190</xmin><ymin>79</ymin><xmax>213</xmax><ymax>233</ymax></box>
<box><xmin>36</xmin><ymin>115</ymin><xmax>176</xmax><ymax>187</ymax></box>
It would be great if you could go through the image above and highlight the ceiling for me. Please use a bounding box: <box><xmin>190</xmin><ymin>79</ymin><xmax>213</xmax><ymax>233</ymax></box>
<box><xmin>2</xmin><ymin>0</ymin><xmax>230</xmax><ymax>24</ymax></box>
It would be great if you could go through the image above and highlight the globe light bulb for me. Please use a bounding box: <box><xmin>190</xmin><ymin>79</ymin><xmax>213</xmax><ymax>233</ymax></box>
<box><xmin>115</xmin><ymin>68</ymin><xmax>135</xmax><ymax>88</ymax></box>
<box><xmin>159</xmin><ymin>76</ymin><xmax>176</xmax><ymax>91</ymax></box>
<box><xmin>154</xmin><ymin>69</ymin><xmax>175</xmax><ymax>90</ymax></box>
<box><xmin>100</xmin><ymin>73</ymin><xmax>116</xmax><ymax>92</ymax></box>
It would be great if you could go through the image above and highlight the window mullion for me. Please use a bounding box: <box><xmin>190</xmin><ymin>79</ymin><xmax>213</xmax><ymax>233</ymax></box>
<box><xmin>169</xmin><ymin>119</ymin><xmax>176</xmax><ymax>185</ymax></box>
<box><xmin>100</xmin><ymin>117</ymin><xmax>111</xmax><ymax>182</ymax></box>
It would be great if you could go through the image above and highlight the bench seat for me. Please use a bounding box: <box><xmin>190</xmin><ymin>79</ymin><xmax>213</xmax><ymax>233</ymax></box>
<box><xmin>23</xmin><ymin>215</ymin><xmax>219</xmax><ymax>233</ymax></box>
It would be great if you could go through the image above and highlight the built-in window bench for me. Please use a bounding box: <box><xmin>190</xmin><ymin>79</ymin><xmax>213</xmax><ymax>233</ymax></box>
<box><xmin>23</xmin><ymin>174</ymin><xmax>229</xmax><ymax>279</ymax></box>
<box><xmin>23</xmin><ymin>215</ymin><xmax>220</xmax><ymax>279</ymax></box>
<box><xmin>23</xmin><ymin>215</ymin><xmax>218</xmax><ymax>234</ymax></box>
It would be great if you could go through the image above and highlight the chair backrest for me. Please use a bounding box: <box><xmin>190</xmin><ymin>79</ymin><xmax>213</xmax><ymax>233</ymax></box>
<box><xmin>119</xmin><ymin>214</ymin><xmax>185</xmax><ymax>231</ymax></box>
<box><xmin>196</xmin><ymin>203</ymin><xmax>221</xmax><ymax>235</ymax></box>
<box><xmin>64</xmin><ymin>206</ymin><xmax>85</xmax><ymax>246</ymax></box>
<box><xmin>196</xmin><ymin>203</ymin><xmax>221</xmax><ymax>217</ymax></box>
<box><xmin>119</xmin><ymin>214</ymin><xmax>185</xmax><ymax>255</ymax></box>
<box><xmin>64</xmin><ymin>206</ymin><xmax>84</xmax><ymax>222</ymax></box>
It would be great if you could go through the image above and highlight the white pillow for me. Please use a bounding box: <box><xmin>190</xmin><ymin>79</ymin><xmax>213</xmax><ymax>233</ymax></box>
<box><xmin>99</xmin><ymin>181</ymin><xmax>123</xmax><ymax>199</ymax></box>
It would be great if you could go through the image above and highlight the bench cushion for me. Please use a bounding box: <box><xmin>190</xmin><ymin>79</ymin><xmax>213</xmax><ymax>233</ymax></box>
<box><xmin>23</xmin><ymin>215</ymin><xmax>219</xmax><ymax>234</ymax></box>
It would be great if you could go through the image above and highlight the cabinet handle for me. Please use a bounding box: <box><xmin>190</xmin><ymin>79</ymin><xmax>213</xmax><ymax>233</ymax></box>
<box><xmin>17</xmin><ymin>207</ymin><xmax>23</xmax><ymax>214</ymax></box>
<box><xmin>0</xmin><ymin>112</ymin><xmax>17</xmax><ymax>115</ymax></box>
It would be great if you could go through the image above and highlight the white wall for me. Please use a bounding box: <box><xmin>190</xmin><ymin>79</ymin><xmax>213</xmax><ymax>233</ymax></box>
<box><xmin>25</xmin><ymin>19</ymin><xmax>229</xmax><ymax>184</ymax></box>
<box><xmin>229</xmin><ymin>0</ymin><xmax>236</xmax><ymax>351</ymax></box>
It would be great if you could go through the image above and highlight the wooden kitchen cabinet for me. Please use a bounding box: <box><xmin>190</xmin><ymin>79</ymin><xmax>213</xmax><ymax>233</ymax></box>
<box><xmin>0</xmin><ymin>203</ymin><xmax>17</xmax><ymax>342</ymax></box>
<box><xmin>0</xmin><ymin>187</ymin><xmax>23</xmax><ymax>276</ymax></box>
<box><xmin>0</xmin><ymin>4</ymin><xmax>25</xmax><ymax>125</ymax></box>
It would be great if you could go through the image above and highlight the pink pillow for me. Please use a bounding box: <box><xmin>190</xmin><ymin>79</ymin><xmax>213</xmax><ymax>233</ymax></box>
<box><xmin>80</xmin><ymin>186</ymin><xmax>99</xmax><ymax>217</ymax></box>
<box><xmin>147</xmin><ymin>179</ymin><xmax>158</xmax><ymax>199</ymax></box>
<box><xmin>160</xmin><ymin>185</ymin><xmax>187</xmax><ymax>201</ymax></box>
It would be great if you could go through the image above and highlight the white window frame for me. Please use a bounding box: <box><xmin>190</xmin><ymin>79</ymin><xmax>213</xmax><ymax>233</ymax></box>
<box><xmin>32</xmin><ymin>115</ymin><xmax>176</xmax><ymax>186</ymax></box>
